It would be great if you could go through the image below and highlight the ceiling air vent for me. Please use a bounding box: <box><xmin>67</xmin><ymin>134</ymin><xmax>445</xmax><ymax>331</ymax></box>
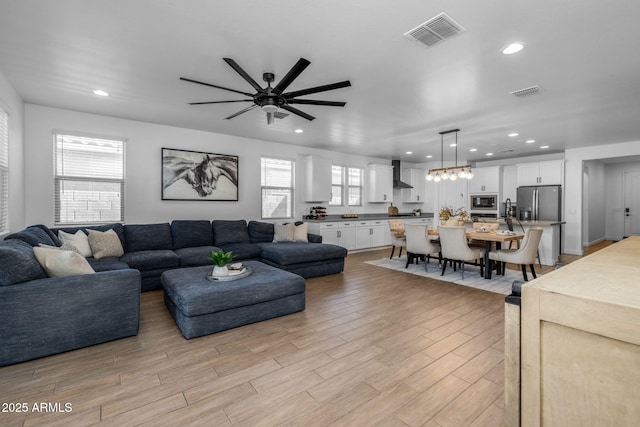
<box><xmin>403</xmin><ymin>12</ymin><xmax>466</xmax><ymax>48</ymax></box>
<box><xmin>509</xmin><ymin>85</ymin><xmax>545</xmax><ymax>98</ymax></box>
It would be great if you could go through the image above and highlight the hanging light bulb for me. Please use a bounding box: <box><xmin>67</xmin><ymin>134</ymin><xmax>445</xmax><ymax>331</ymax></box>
<box><xmin>450</xmin><ymin>171</ymin><xmax>458</xmax><ymax>181</ymax></box>
<box><xmin>426</xmin><ymin>172</ymin><xmax>433</xmax><ymax>181</ymax></box>
<box><xmin>442</xmin><ymin>170</ymin><xmax>449</xmax><ymax>180</ymax></box>
<box><xmin>434</xmin><ymin>173</ymin><xmax>441</xmax><ymax>182</ymax></box>
<box><xmin>458</xmin><ymin>169</ymin><xmax>467</xmax><ymax>179</ymax></box>
<box><xmin>467</xmin><ymin>168</ymin><xmax>474</xmax><ymax>179</ymax></box>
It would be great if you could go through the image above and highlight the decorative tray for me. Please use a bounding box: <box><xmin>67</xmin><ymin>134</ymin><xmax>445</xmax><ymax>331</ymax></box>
<box><xmin>206</xmin><ymin>266</ymin><xmax>253</xmax><ymax>282</ymax></box>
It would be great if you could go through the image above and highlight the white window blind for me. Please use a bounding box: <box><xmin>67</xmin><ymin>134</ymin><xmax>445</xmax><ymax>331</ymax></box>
<box><xmin>261</xmin><ymin>157</ymin><xmax>294</xmax><ymax>219</ymax></box>
<box><xmin>0</xmin><ymin>108</ymin><xmax>8</xmax><ymax>234</ymax></box>
<box><xmin>54</xmin><ymin>132</ymin><xmax>125</xmax><ymax>225</ymax></box>
<box><xmin>348</xmin><ymin>167</ymin><xmax>363</xmax><ymax>206</ymax></box>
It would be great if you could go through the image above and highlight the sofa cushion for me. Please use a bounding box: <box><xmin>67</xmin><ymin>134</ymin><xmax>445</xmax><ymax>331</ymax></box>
<box><xmin>273</xmin><ymin>223</ymin><xmax>295</xmax><ymax>242</ymax></box>
<box><xmin>53</xmin><ymin>223</ymin><xmax>126</xmax><ymax>248</ymax></box>
<box><xmin>125</xmin><ymin>223</ymin><xmax>173</xmax><ymax>252</ymax></box>
<box><xmin>171</xmin><ymin>220</ymin><xmax>213</xmax><ymax>249</ymax></box>
<box><xmin>58</xmin><ymin>230</ymin><xmax>93</xmax><ymax>257</ymax></box>
<box><xmin>5</xmin><ymin>227</ymin><xmax>56</xmax><ymax>247</ymax></box>
<box><xmin>0</xmin><ymin>240</ymin><xmax>47</xmax><ymax>286</ymax></box>
<box><xmin>257</xmin><ymin>242</ymin><xmax>348</xmax><ymax>266</ymax></box>
<box><xmin>217</xmin><ymin>242</ymin><xmax>262</xmax><ymax>261</ymax></box>
<box><xmin>87</xmin><ymin>229</ymin><xmax>124</xmax><ymax>259</ymax></box>
<box><xmin>120</xmin><ymin>250</ymin><xmax>180</xmax><ymax>270</ymax></box>
<box><xmin>87</xmin><ymin>257</ymin><xmax>130</xmax><ymax>272</ymax></box>
<box><xmin>212</xmin><ymin>220</ymin><xmax>250</xmax><ymax>246</ymax></box>
<box><xmin>29</xmin><ymin>224</ymin><xmax>62</xmax><ymax>246</ymax></box>
<box><xmin>175</xmin><ymin>246</ymin><xmax>220</xmax><ymax>267</ymax></box>
<box><xmin>33</xmin><ymin>246</ymin><xmax>95</xmax><ymax>278</ymax></box>
<box><xmin>248</xmin><ymin>221</ymin><xmax>274</xmax><ymax>243</ymax></box>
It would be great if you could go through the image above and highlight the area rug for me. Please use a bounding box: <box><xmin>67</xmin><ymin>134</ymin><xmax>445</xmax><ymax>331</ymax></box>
<box><xmin>365</xmin><ymin>256</ymin><xmax>534</xmax><ymax>295</ymax></box>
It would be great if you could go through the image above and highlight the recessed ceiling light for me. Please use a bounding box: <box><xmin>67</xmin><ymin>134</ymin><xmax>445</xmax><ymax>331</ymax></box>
<box><xmin>426</xmin><ymin>155</ymin><xmax>433</xmax><ymax>158</ymax></box>
<box><xmin>405</xmin><ymin>151</ymin><xmax>413</xmax><ymax>155</ymax></box>
<box><xmin>449</xmin><ymin>143</ymin><xmax>457</xmax><ymax>147</ymax></box>
<box><xmin>294</xmin><ymin>129</ymin><xmax>303</xmax><ymax>133</ymax></box>
<box><xmin>92</xmin><ymin>89</ymin><xmax>109</xmax><ymax>97</ymax></box>
<box><xmin>525</xmin><ymin>139</ymin><xmax>535</xmax><ymax>144</ymax></box>
<box><xmin>469</xmin><ymin>148</ymin><xmax>477</xmax><ymax>152</ymax></box>
<box><xmin>540</xmin><ymin>145</ymin><xmax>549</xmax><ymax>149</ymax></box>
<box><xmin>486</xmin><ymin>152</ymin><xmax>494</xmax><ymax>156</ymax></box>
<box><xmin>508</xmin><ymin>133</ymin><xmax>519</xmax><ymax>137</ymax></box>
<box><xmin>502</xmin><ymin>42</ymin><xmax>525</xmax><ymax>55</ymax></box>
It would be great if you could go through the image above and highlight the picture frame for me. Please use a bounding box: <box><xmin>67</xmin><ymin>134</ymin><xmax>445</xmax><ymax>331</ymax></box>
<box><xmin>161</xmin><ymin>148</ymin><xmax>238</xmax><ymax>201</ymax></box>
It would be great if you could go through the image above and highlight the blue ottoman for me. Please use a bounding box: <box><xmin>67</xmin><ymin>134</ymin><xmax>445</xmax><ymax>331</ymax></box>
<box><xmin>161</xmin><ymin>261</ymin><xmax>305</xmax><ymax>339</ymax></box>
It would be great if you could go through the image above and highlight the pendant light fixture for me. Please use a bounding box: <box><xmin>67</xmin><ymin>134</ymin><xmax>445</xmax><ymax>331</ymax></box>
<box><xmin>426</xmin><ymin>128</ymin><xmax>473</xmax><ymax>182</ymax></box>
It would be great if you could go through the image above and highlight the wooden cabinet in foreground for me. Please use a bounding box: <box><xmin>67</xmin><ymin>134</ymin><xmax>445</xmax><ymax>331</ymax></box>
<box><xmin>516</xmin><ymin>236</ymin><xmax>640</xmax><ymax>426</ymax></box>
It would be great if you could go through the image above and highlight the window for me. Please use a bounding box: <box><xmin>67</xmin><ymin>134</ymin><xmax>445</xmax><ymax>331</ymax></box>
<box><xmin>330</xmin><ymin>165</ymin><xmax>344</xmax><ymax>206</ymax></box>
<box><xmin>54</xmin><ymin>132</ymin><xmax>125</xmax><ymax>225</ymax></box>
<box><xmin>261</xmin><ymin>157</ymin><xmax>294</xmax><ymax>219</ymax></box>
<box><xmin>331</xmin><ymin>165</ymin><xmax>363</xmax><ymax>207</ymax></box>
<box><xmin>347</xmin><ymin>167</ymin><xmax>363</xmax><ymax>206</ymax></box>
<box><xmin>0</xmin><ymin>108</ymin><xmax>8</xmax><ymax>234</ymax></box>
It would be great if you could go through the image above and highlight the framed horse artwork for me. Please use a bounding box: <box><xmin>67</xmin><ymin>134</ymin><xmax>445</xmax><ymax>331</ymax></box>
<box><xmin>161</xmin><ymin>148</ymin><xmax>238</xmax><ymax>201</ymax></box>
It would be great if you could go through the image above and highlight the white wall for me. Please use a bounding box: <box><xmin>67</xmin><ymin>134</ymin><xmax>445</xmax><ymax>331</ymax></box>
<box><xmin>0</xmin><ymin>70</ymin><xmax>25</xmax><ymax>236</ymax></box>
<box><xmin>24</xmin><ymin>104</ymin><xmax>422</xmax><ymax>227</ymax></box>
<box><xmin>565</xmin><ymin>141</ymin><xmax>640</xmax><ymax>255</ymax></box>
<box><xmin>582</xmin><ymin>160</ymin><xmax>606</xmax><ymax>245</ymax></box>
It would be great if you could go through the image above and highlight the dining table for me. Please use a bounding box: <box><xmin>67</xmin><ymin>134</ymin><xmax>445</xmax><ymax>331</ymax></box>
<box><xmin>428</xmin><ymin>228</ymin><xmax>524</xmax><ymax>279</ymax></box>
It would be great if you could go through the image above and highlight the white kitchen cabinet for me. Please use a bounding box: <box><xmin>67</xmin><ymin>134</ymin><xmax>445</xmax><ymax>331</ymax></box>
<box><xmin>517</xmin><ymin>160</ymin><xmax>564</xmax><ymax>186</ymax></box>
<box><xmin>367</xmin><ymin>164</ymin><xmax>393</xmax><ymax>203</ymax></box>
<box><xmin>468</xmin><ymin>166</ymin><xmax>502</xmax><ymax>194</ymax></box>
<box><xmin>355</xmin><ymin>220</ymin><xmax>388</xmax><ymax>249</ymax></box>
<box><xmin>304</xmin><ymin>155</ymin><xmax>332</xmax><ymax>202</ymax></box>
<box><xmin>438</xmin><ymin>177</ymin><xmax>468</xmax><ymax>212</ymax></box>
<box><xmin>502</xmin><ymin>165</ymin><xmax>518</xmax><ymax>203</ymax></box>
<box><xmin>401</xmin><ymin>168</ymin><xmax>426</xmax><ymax>203</ymax></box>
<box><xmin>315</xmin><ymin>221</ymin><xmax>356</xmax><ymax>250</ymax></box>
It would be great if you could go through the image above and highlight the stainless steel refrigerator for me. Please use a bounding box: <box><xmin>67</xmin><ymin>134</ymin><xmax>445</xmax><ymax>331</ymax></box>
<box><xmin>516</xmin><ymin>185</ymin><xmax>562</xmax><ymax>221</ymax></box>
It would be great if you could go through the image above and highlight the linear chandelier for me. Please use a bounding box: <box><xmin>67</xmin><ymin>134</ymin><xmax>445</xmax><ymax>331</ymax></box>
<box><xmin>426</xmin><ymin>128</ymin><xmax>474</xmax><ymax>182</ymax></box>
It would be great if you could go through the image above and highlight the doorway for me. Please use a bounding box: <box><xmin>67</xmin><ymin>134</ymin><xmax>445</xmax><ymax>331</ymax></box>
<box><xmin>623</xmin><ymin>171</ymin><xmax>640</xmax><ymax>236</ymax></box>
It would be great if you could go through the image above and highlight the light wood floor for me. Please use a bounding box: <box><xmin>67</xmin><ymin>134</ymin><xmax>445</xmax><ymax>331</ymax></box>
<box><xmin>0</xmin><ymin>245</ymin><xmax>603</xmax><ymax>427</ymax></box>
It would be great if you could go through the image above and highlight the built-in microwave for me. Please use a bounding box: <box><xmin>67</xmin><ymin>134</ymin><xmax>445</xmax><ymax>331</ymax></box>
<box><xmin>470</xmin><ymin>194</ymin><xmax>498</xmax><ymax>210</ymax></box>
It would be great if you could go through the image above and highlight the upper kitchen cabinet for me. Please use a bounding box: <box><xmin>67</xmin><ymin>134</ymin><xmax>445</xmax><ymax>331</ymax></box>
<box><xmin>401</xmin><ymin>168</ymin><xmax>426</xmax><ymax>203</ymax></box>
<box><xmin>367</xmin><ymin>164</ymin><xmax>393</xmax><ymax>203</ymax></box>
<box><xmin>502</xmin><ymin>165</ymin><xmax>518</xmax><ymax>202</ymax></box>
<box><xmin>517</xmin><ymin>160</ymin><xmax>564</xmax><ymax>186</ymax></box>
<box><xmin>304</xmin><ymin>155</ymin><xmax>332</xmax><ymax>202</ymax></box>
<box><xmin>468</xmin><ymin>166</ymin><xmax>502</xmax><ymax>194</ymax></box>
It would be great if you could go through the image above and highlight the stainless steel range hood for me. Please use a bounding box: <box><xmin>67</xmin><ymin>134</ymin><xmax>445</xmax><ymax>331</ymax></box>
<box><xmin>392</xmin><ymin>160</ymin><xmax>413</xmax><ymax>189</ymax></box>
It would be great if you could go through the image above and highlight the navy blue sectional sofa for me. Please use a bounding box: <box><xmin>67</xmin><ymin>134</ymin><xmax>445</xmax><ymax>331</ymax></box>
<box><xmin>0</xmin><ymin>219</ymin><xmax>347</xmax><ymax>366</ymax></box>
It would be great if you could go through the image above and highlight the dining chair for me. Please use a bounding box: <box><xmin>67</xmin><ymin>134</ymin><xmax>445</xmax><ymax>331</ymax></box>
<box><xmin>388</xmin><ymin>219</ymin><xmax>406</xmax><ymax>259</ymax></box>
<box><xmin>489</xmin><ymin>227</ymin><xmax>543</xmax><ymax>281</ymax></box>
<box><xmin>404</xmin><ymin>224</ymin><xmax>441</xmax><ymax>271</ymax></box>
<box><xmin>438</xmin><ymin>226</ymin><xmax>484</xmax><ymax>279</ymax></box>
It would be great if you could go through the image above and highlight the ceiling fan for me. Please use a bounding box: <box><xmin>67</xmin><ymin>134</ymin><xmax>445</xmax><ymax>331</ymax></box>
<box><xmin>180</xmin><ymin>58</ymin><xmax>351</xmax><ymax>124</ymax></box>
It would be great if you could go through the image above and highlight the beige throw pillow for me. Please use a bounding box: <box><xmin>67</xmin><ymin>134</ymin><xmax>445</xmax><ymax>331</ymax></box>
<box><xmin>87</xmin><ymin>229</ymin><xmax>124</xmax><ymax>259</ymax></box>
<box><xmin>38</xmin><ymin>242</ymin><xmax>83</xmax><ymax>255</ymax></box>
<box><xmin>293</xmin><ymin>223</ymin><xmax>308</xmax><ymax>242</ymax></box>
<box><xmin>58</xmin><ymin>230</ymin><xmax>93</xmax><ymax>258</ymax></box>
<box><xmin>33</xmin><ymin>246</ymin><xmax>95</xmax><ymax>278</ymax></box>
<box><xmin>273</xmin><ymin>223</ymin><xmax>295</xmax><ymax>242</ymax></box>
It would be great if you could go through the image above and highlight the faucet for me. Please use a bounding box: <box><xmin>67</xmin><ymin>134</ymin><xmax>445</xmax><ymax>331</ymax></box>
<box><xmin>505</xmin><ymin>198</ymin><xmax>512</xmax><ymax>217</ymax></box>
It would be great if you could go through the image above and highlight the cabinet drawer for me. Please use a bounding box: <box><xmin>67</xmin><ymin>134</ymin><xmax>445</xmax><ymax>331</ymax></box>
<box><xmin>318</xmin><ymin>223</ymin><xmax>338</xmax><ymax>230</ymax></box>
<box><xmin>370</xmin><ymin>220</ymin><xmax>387</xmax><ymax>226</ymax></box>
<box><xmin>338</xmin><ymin>222</ymin><xmax>356</xmax><ymax>228</ymax></box>
<box><xmin>355</xmin><ymin>221</ymin><xmax>371</xmax><ymax>227</ymax></box>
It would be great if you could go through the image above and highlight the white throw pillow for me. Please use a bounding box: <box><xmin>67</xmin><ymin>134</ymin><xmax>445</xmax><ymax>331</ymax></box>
<box><xmin>293</xmin><ymin>223</ymin><xmax>308</xmax><ymax>242</ymax></box>
<box><xmin>273</xmin><ymin>223</ymin><xmax>295</xmax><ymax>242</ymax></box>
<box><xmin>58</xmin><ymin>230</ymin><xmax>93</xmax><ymax>258</ymax></box>
<box><xmin>87</xmin><ymin>229</ymin><xmax>124</xmax><ymax>259</ymax></box>
<box><xmin>33</xmin><ymin>246</ymin><xmax>95</xmax><ymax>278</ymax></box>
<box><xmin>38</xmin><ymin>242</ymin><xmax>83</xmax><ymax>255</ymax></box>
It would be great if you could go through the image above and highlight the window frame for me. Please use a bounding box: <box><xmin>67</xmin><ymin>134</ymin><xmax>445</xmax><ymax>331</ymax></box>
<box><xmin>329</xmin><ymin>164</ymin><xmax>345</xmax><ymax>206</ymax></box>
<box><xmin>347</xmin><ymin>166</ymin><xmax>364</xmax><ymax>207</ymax></box>
<box><xmin>260</xmin><ymin>156</ymin><xmax>295</xmax><ymax>220</ymax></box>
<box><xmin>0</xmin><ymin>107</ymin><xmax>8</xmax><ymax>234</ymax></box>
<box><xmin>53</xmin><ymin>130</ymin><xmax>126</xmax><ymax>226</ymax></box>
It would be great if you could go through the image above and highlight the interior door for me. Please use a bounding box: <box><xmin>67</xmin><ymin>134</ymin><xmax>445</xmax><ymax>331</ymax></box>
<box><xmin>623</xmin><ymin>171</ymin><xmax>640</xmax><ymax>236</ymax></box>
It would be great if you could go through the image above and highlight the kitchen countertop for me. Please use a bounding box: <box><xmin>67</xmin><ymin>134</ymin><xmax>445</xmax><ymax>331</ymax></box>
<box><xmin>304</xmin><ymin>213</ymin><xmax>434</xmax><ymax>223</ymax></box>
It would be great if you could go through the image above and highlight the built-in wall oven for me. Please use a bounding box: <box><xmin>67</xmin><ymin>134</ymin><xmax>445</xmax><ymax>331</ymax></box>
<box><xmin>470</xmin><ymin>194</ymin><xmax>498</xmax><ymax>210</ymax></box>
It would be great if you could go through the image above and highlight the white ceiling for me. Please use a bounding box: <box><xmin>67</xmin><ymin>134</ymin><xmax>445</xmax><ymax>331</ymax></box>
<box><xmin>1</xmin><ymin>0</ymin><xmax>640</xmax><ymax>163</ymax></box>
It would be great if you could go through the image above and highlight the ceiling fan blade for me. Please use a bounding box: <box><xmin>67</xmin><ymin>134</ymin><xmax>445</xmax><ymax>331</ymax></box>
<box><xmin>286</xmin><ymin>99</ymin><xmax>346</xmax><ymax>107</ymax></box>
<box><xmin>272</xmin><ymin>58</ymin><xmax>311</xmax><ymax>95</ymax></box>
<box><xmin>223</xmin><ymin>58</ymin><xmax>264</xmax><ymax>92</ymax></box>
<box><xmin>281</xmin><ymin>105</ymin><xmax>315</xmax><ymax>121</ymax></box>
<box><xmin>188</xmin><ymin>100</ymin><xmax>253</xmax><ymax>105</ymax></box>
<box><xmin>179</xmin><ymin>77</ymin><xmax>254</xmax><ymax>97</ymax></box>
<box><xmin>225</xmin><ymin>104</ymin><xmax>258</xmax><ymax>120</ymax></box>
<box><xmin>283</xmin><ymin>80</ymin><xmax>351</xmax><ymax>98</ymax></box>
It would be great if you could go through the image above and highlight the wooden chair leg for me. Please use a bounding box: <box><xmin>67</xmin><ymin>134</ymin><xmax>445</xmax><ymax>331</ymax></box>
<box><xmin>390</xmin><ymin>246</ymin><xmax>396</xmax><ymax>259</ymax></box>
<box><xmin>521</xmin><ymin>264</ymin><xmax>529</xmax><ymax>281</ymax></box>
<box><xmin>530</xmin><ymin>264</ymin><xmax>537</xmax><ymax>279</ymax></box>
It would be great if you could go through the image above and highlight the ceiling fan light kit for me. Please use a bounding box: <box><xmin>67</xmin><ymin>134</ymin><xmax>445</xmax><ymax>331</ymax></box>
<box><xmin>426</xmin><ymin>128</ymin><xmax>474</xmax><ymax>182</ymax></box>
<box><xmin>181</xmin><ymin>58</ymin><xmax>351</xmax><ymax>124</ymax></box>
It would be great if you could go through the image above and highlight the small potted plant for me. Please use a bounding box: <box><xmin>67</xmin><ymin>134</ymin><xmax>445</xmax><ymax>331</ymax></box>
<box><xmin>209</xmin><ymin>250</ymin><xmax>234</xmax><ymax>276</ymax></box>
<box><xmin>413</xmin><ymin>208</ymin><xmax>422</xmax><ymax>217</ymax></box>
